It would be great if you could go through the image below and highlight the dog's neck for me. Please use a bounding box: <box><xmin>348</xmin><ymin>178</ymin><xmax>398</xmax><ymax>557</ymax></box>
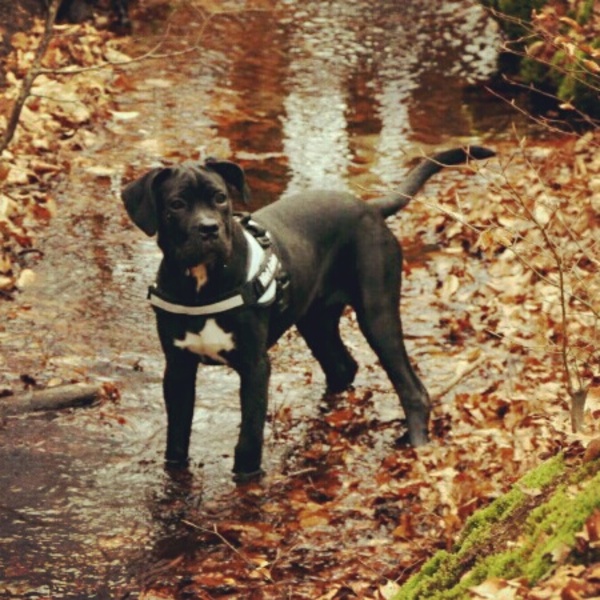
<box><xmin>157</xmin><ymin>221</ymin><xmax>249</xmax><ymax>303</ymax></box>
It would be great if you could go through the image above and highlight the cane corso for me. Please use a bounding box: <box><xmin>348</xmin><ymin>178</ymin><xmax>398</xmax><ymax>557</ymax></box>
<box><xmin>122</xmin><ymin>146</ymin><xmax>494</xmax><ymax>480</ymax></box>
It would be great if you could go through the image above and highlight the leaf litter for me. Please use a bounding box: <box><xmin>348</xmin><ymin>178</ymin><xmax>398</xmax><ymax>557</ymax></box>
<box><xmin>1</xmin><ymin>19</ymin><xmax>126</xmax><ymax>294</ymax></box>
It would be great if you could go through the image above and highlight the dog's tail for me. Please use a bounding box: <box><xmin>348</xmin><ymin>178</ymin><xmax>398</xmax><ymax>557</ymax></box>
<box><xmin>371</xmin><ymin>146</ymin><xmax>495</xmax><ymax>218</ymax></box>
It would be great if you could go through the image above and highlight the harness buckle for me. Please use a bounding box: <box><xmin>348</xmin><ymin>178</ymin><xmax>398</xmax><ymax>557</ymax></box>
<box><xmin>246</xmin><ymin>222</ymin><xmax>271</xmax><ymax>248</ymax></box>
<box><xmin>276</xmin><ymin>273</ymin><xmax>291</xmax><ymax>313</ymax></box>
<box><xmin>236</xmin><ymin>213</ymin><xmax>271</xmax><ymax>248</ymax></box>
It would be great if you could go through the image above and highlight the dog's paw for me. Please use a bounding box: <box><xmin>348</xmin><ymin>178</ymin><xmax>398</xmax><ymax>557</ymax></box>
<box><xmin>325</xmin><ymin>358</ymin><xmax>359</xmax><ymax>393</ymax></box>
<box><xmin>406</xmin><ymin>424</ymin><xmax>430</xmax><ymax>448</ymax></box>
<box><xmin>164</xmin><ymin>456</ymin><xmax>190</xmax><ymax>470</ymax></box>
<box><xmin>395</xmin><ymin>418</ymin><xmax>430</xmax><ymax>448</ymax></box>
<box><xmin>232</xmin><ymin>468</ymin><xmax>265</xmax><ymax>484</ymax></box>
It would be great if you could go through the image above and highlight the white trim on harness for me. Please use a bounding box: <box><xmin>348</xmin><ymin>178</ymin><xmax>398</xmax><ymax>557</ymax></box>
<box><xmin>149</xmin><ymin>292</ymin><xmax>244</xmax><ymax>316</ymax></box>
<box><xmin>148</xmin><ymin>230</ymin><xmax>278</xmax><ymax>316</ymax></box>
<box><xmin>246</xmin><ymin>229</ymin><xmax>277</xmax><ymax>305</ymax></box>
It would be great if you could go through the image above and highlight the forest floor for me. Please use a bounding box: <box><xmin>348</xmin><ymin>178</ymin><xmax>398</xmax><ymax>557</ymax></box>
<box><xmin>1</xmin><ymin>3</ymin><xmax>599</xmax><ymax>599</ymax></box>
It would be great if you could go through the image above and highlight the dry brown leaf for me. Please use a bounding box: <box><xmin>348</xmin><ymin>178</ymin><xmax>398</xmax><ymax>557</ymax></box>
<box><xmin>470</xmin><ymin>578</ymin><xmax>518</xmax><ymax>599</ymax></box>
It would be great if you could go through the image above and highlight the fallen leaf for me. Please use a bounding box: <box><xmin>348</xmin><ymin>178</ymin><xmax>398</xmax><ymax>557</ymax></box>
<box><xmin>470</xmin><ymin>578</ymin><xmax>518</xmax><ymax>599</ymax></box>
<box><xmin>379</xmin><ymin>580</ymin><xmax>401</xmax><ymax>599</ymax></box>
<box><xmin>15</xmin><ymin>269</ymin><xmax>35</xmax><ymax>290</ymax></box>
<box><xmin>583</xmin><ymin>439</ymin><xmax>600</xmax><ymax>463</ymax></box>
<box><xmin>111</xmin><ymin>110</ymin><xmax>140</xmax><ymax>121</ymax></box>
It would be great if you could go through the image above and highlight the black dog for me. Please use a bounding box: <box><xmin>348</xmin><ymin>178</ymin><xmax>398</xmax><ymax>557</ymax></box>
<box><xmin>122</xmin><ymin>146</ymin><xmax>494</xmax><ymax>480</ymax></box>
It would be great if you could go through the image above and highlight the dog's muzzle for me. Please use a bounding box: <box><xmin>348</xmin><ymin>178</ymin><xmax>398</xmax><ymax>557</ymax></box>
<box><xmin>148</xmin><ymin>225</ymin><xmax>284</xmax><ymax>316</ymax></box>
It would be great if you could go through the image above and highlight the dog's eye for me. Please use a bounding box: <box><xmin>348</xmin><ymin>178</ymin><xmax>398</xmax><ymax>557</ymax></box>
<box><xmin>214</xmin><ymin>192</ymin><xmax>227</xmax><ymax>205</ymax></box>
<box><xmin>169</xmin><ymin>199</ymin><xmax>186</xmax><ymax>210</ymax></box>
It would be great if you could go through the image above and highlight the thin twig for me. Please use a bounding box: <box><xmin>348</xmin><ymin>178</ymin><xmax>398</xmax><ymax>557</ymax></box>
<box><xmin>181</xmin><ymin>520</ymin><xmax>274</xmax><ymax>583</ymax></box>
<box><xmin>434</xmin><ymin>355</ymin><xmax>487</xmax><ymax>401</ymax></box>
<box><xmin>0</xmin><ymin>0</ymin><xmax>60</xmax><ymax>153</ymax></box>
<box><xmin>492</xmin><ymin>156</ymin><xmax>600</xmax><ymax>320</ymax></box>
<box><xmin>514</xmin><ymin>145</ymin><xmax>587</xmax><ymax>399</ymax></box>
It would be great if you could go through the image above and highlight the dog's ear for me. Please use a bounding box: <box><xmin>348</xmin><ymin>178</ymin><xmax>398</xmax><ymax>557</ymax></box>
<box><xmin>121</xmin><ymin>168</ymin><xmax>171</xmax><ymax>236</ymax></box>
<box><xmin>204</xmin><ymin>158</ymin><xmax>251</xmax><ymax>205</ymax></box>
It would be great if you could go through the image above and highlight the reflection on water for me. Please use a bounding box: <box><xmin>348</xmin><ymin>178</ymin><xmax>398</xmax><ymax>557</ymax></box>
<box><xmin>112</xmin><ymin>0</ymin><xmax>511</xmax><ymax>202</ymax></box>
<box><xmin>276</xmin><ymin>0</ymin><xmax>500</xmax><ymax>191</ymax></box>
<box><xmin>283</xmin><ymin>86</ymin><xmax>352</xmax><ymax>193</ymax></box>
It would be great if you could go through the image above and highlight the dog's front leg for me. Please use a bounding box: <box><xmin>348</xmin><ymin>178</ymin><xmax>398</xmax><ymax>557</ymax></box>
<box><xmin>163</xmin><ymin>351</ymin><xmax>199</xmax><ymax>467</ymax></box>
<box><xmin>233</xmin><ymin>351</ymin><xmax>271</xmax><ymax>481</ymax></box>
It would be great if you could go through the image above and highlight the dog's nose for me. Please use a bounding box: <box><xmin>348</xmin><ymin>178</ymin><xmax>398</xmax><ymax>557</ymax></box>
<box><xmin>197</xmin><ymin>218</ymin><xmax>220</xmax><ymax>239</ymax></box>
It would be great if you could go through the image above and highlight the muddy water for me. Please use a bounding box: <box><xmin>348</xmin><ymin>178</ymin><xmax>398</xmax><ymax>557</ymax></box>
<box><xmin>1</xmin><ymin>1</ymin><xmax>525</xmax><ymax>597</ymax></box>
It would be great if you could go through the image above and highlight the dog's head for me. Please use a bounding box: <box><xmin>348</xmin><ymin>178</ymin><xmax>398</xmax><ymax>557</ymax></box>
<box><xmin>122</xmin><ymin>159</ymin><xmax>250</xmax><ymax>269</ymax></box>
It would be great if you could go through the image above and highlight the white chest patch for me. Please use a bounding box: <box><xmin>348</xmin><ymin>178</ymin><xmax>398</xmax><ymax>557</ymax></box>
<box><xmin>174</xmin><ymin>319</ymin><xmax>235</xmax><ymax>364</ymax></box>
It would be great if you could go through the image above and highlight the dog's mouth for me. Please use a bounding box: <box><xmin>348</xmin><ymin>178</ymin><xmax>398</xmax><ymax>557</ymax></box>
<box><xmin>173</xmin><ymin>234</ymin><xmax>231</xmax><ymax>269</ymax></box>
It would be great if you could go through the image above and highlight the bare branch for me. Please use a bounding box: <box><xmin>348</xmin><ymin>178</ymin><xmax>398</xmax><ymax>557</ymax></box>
<box><xmin>0</xmin><ymin>0</ymin><xmax>60</xmax><ymax>154</ymax></box>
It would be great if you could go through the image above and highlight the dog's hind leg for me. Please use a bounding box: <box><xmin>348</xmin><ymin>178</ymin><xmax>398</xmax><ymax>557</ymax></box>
<box><xmin>297</xmin><ymin>303</ymin><xmax>358</xmax><ymax>393</ymax></box>
<box><xmin>352</xmin><ymin>221</ymin><xmax>431</xmax><ymax>446</ymax></box>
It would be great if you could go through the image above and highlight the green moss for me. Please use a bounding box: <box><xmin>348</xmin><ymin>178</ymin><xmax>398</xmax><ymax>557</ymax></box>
<box><xmin>480</xmin><ymin>0</ymin><xmax>548</xmax><ymax>39</ymax></box>
<box><xmin>520</xmin><ymin>468</ymin><xmax>600</xmax><ymax>582</ymax></box>
<box><xmin>460</xmin><ymin>454</ymin><xmax>565</xmax><ymax>543</ymax></box>
<box><xmin>576</xmin><ymin>0</ymin><xmax>595</xmax><ymax>24</ymax></box>
<box><xmin>398</xmin><ymin>553</ymin><xmax>454</xmax><ymax>600</ymax></box>
<box><xmin>392</xmin><ymin>455</ymin><xmax>600</xmax><ymax>600</ymax></box>
<box><xmin>478</xmin><ymin>0</ymin><xmax>600</xmax><ymax>118</ymax></box>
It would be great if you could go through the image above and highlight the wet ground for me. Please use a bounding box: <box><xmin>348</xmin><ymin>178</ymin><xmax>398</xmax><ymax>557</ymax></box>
<box><xmin>0</xmin><ymin>1</ymin><xmax>540</xmax><ymax>597</ymax></box>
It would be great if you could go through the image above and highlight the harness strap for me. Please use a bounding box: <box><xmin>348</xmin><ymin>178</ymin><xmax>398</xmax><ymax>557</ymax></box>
<box><xmin>148</xmin><ymin>227</ymin><xmax>280</xmax><ymax>316</ymax></box>
<box><xmin>148</xmin><ymin>289</ymin><xmax>244</xmax><ymax>316</ymax></box>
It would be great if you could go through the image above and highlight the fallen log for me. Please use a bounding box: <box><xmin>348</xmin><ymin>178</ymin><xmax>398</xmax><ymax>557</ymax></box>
<box><xmin>0</xmin><ymin>383</ymin><xmax>102</xmax><ymax>416</ymax></box>
<box><xmin>393</xmin><ymin>445</ymin><xmax>600</xmax><ymax>599</ymax></box>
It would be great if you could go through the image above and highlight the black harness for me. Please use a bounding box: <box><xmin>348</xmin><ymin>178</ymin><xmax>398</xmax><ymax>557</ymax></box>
<box><xmin>148</xmin><ymin>215</ymin><xmax>289</xmax><ymax>316</ymax></box>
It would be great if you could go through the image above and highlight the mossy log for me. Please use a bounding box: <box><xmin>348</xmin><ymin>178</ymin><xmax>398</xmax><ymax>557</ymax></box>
<box><xmin>394</xmin><ymin>449</ymin><xmax>600</xmax><ymax>599</ymax></box>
